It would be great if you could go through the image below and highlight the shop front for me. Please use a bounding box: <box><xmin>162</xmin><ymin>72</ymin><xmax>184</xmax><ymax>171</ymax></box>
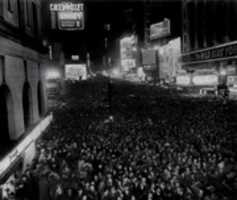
<box><xmin>182</xmin><ymin>41</ymin><xmax>237</xmax><ymax>94</ymax></box>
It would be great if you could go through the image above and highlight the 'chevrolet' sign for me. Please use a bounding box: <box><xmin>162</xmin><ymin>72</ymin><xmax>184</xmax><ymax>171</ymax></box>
<box><xmin>50</xmin><ymin>2</ymin><xmax>84</xmax><ymax>12</ymax></box>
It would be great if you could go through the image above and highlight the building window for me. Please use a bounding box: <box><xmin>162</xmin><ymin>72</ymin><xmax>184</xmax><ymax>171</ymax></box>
<box><xmin>32</xmin><ymin>2</ymin><xmax>38</xmax><ymax>36</ymax></box>
<box><xmin>26</xmin><ymin>0</ymin><xmax>31</xmax><ymax>27</ymax></box>
<box><xmin>8</xmin><ymin>0</ymin><xmax>13</xmax><ymax>13</ymax></box>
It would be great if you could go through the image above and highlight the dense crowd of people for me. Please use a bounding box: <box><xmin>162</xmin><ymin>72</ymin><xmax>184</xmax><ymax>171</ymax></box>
<box><xmin>1</xmin><ymin>77</ymin><xmax>237</xmax><ymax>200</ymax></box>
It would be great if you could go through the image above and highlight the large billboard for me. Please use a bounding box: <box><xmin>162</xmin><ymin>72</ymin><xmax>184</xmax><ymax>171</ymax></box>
<box><xmin>65</xmin><ymin>64</ymin><xmax>87</xmax><ymax>80</ymax></box>
<box><xmin>176</xmin><ymin>75</ymin><xmax>191</xmax><ymax>86</ymax></box>
<box><xmin>192</xmin><ymin>75</ymin><xmax>218</xmax><ymax>86</ymax></box>
<box><xmin>50</xmin><ymin>2</ymin><xmax>84</xmax><ymax>31</ymax></box>
<box><xmin>158</xmin><ymin>37</ymin><xmax>181</xmax><ymax>80</ymax></box>
<box><xmin>142</xmin><ymin>49</ymin><xmax>157</xmax><ymax>66</ymax></box>
<box><xmin>120</xmin><ymin>35</ymin><xmax>138</xmax><ymax>72</ymax></box>
<box><xmin>150</xmin><ymin>18</ymin><xmax>170</xmax><ymax>40</ymax></box>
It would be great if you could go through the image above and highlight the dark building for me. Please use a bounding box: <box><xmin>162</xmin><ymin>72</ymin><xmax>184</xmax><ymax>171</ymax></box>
<box><xmin>0</xmin><ymin>0</ymin><xmax>49</xmax><ymax>169</ymax></box>
<box><xmin>182</xmin><ymin>0</ymin><xmax>237</xmax><ymax>77</ymax></box>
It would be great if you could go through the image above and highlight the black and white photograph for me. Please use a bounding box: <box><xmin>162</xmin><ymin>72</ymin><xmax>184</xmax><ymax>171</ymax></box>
<box><xmin>0</xmin><ymin>0</ymin><xmax>237</xmax><ymax>199</ymax></box>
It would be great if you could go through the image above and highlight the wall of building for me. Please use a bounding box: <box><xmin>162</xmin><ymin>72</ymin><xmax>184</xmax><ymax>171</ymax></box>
<box><xmin>0</xmin><ymin>0</ymin><xmax>48</xmax><ymax>141</ymax></box>
<box><xmin>181</xmin><ymin>0</ymin><xmax>237</xmax><ymax>83</ymax></box>
<box><xmin>182</xmin><ymin>0</ymin><xmax>237</xmax><ymax>53</ymax></box>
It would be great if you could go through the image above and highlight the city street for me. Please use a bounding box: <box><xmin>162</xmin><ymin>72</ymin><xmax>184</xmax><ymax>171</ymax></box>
<box><xmin>1</xmin><ymin>0</ymin><xmax>237</xmax><ymax>199</ymax></box>
<box><xmin>9</xmin><ymin>77</ymin><xmax>235</xmax><ymax>200</ymax></box>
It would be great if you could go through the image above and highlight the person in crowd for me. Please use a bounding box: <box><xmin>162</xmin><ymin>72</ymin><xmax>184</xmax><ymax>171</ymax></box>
<box><xmin>1</xmin><ymin>78</ymin><xmax>236</xmax><ymax>200</ymax></box>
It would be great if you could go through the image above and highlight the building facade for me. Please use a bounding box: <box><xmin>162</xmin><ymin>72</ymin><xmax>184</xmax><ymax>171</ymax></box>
<box><xmin>182</xmin><ymin>0</ymin><xmax>237</xmax><ymax>84</ymax></box>
<box><xmin>0</xmin><ymin>0</ymin><xmax>48</xmax><ymax>145</ymax></box>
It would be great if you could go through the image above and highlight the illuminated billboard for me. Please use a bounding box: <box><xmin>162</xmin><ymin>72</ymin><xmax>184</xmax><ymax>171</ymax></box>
<box><xmin>50</xmin><ymin>2</ymin><xmax>84</xmax><ymax>31</ymax></box>
<box><xmin>120</xmin><ymin>35</ymin><xmax>137</xmax><ymax>72</ymax></box>
<box><xmin>150</xmin><ymin>18</ymin><xmax>170</xmax><ymax>40</ymax></box>
<box><xmin>192</xmin><ymin>75</ymin><xmax>218</xmax><ymax>86</ymax></box>
<box><xmin>176</xmin><ymin>75</ymin><xmax>191</xmax><ymax>86</ymax></box>
<box><xmin>65</xmin><ymin>64</ymin><xmax>87</xmax><ymax>80</ymax></box>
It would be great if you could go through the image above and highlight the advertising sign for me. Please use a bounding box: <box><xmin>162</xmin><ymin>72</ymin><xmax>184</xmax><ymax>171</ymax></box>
<box><xmin>142</xmin><ymin>49</ymin><xmax>157</xmax><ymax>66</ymax></box>
<box><xmin>158</xmin><ymin>37</ymin><xmax>181</xmax><ymax>80</ymax></box>
<box><xmin>50</xmin><ymin>2</ymin><xmax>84</xmax><ymax>31</ymax></box>
<box><xmin>227</xmin><ymin>75</ymin><xmax>237</xmax><ymax>86</ymax></box>
<box><xmin>65</xmin><ymin>64</ymin><xmax>87</xmax><ymax>80</ymax></box>
<box><xmin>176</xmin><ymin>75</ymin><xmax>191</xmax><ymax>86</ymax></box>
<box><xmin>192</xmin><ymin>75</ymin><xmax>218</xmax><ymax>86</ymax></box>
<box><xmin>50</xmin><ymin>3</ymin><xmax>83</xmax><ymax>11</ymax></box>
<box><xmin>150</xmin><ymin>18</ymin><xmax>170</xmax><ymax>40</ymax></box>
<box><xmin>120</xmin><ymin>35</ymin><xmax>138</xmax><ymax>71</ymax></box>
<box><xmin>182</xmin><ymin>41</ymin><xmax>237</xmax><ymax>63</ymax></box>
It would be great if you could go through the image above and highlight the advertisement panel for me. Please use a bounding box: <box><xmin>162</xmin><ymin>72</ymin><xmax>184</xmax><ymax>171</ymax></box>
<box><xmin>120</xmin><ymin>35</ymin><xmax>138</xmax><ymax>72</ymax></box>
<box><xmin>65</xmin><ymin>64</ymin><xmax>87</xmax><ymax>80</ymax></box>
<box><xmin>142</xmin><ymin>49</ymin><xmax>157</xmax><ymax>66</ymax></box>
<box><xmin>176</xmin><ymin>75</ymin><xmax>191</xmax><ymax>86</ymax></box>
<box><xmin>182</xmin><ymin>41</ymin><xmax>237</xmax><ymax>63</ymax></box>
<box><xmin>192</xmin><ymin>75</ymin><xmax>218</xmax><ymax>86</ymax></box>
<box><xmin>50</xmin><ymin>2</ymin><xmax>84</xmax><ymax>31</ymax></box>
<box><xmin>150</xmin><ymin>18</ymin><xmax>170</xmax><ymax>40</ymax></box>
<box><xmin>227</xmin><ymin>75</ymin><xmax>237</xmax><ymax>86</ymax></box>
<box><xmin>158</xmin><ymin>37</ymin><xmax>181</xmax><ymax>80</ymax></box>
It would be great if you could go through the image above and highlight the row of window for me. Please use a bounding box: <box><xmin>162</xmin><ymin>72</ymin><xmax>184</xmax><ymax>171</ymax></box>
<box><xmin>5</xmin><ymin>0</ymin><xmax>41</xmax><ymax>37</ymax></box>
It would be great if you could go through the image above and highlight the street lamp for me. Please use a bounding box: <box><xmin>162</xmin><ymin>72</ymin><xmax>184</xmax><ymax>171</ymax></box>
<box><xmin>104</xmin><ymin>23</ymin><xmax>111</xmax><ymax>68</ymax></box>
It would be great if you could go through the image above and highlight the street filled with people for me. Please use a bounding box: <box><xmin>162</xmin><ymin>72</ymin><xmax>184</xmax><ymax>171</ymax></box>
<box><xmin>1</xmin><ymin>77</ymin><xmax>237</xmax><ymax>200</ymax></box>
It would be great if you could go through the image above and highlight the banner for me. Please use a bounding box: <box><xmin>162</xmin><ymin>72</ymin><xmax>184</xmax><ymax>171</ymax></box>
<box><xmin>182</xmin><ymin>42</ymin><xmax>237</xmax><ymax>63</ymax></box>
<box><xmin>150</xmin><ymin>18</ymin><xmax>170</xmax><ymax>40</ymax></box>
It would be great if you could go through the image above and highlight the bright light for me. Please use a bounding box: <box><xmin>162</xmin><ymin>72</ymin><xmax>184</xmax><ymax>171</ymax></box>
<box><xmin>46</xmin><ymin>70</ymin><xmax>61</xmax><ymax>79</ymax></box>
<box><xmin>58</xmin><ymin>12</ymin><xmax>83</xmax><ymax>20</ymax></box>
<box><xmin>220</xmin><ymin>69</ymin><xmax>227</xmax><ymax>76</ymax></box>
<box><xmin>153</xmin><ymin>45</ymin><xmax>160</xmax><ymax>50</ymax></box>
<box><xmin>193</xmin><ymin>75</ymin><xmax>218</xmax><ymax>86</ymax></box>
<box><xmin>65</xmin><ymin>64</ymin><xmax>87</xmax><ymax>80</ymax></box>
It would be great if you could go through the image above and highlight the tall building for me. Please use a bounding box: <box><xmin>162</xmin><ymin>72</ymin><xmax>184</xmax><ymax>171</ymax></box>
<box><xmin>182</xmin><ymin>0</ymin><xmax>237</xmax><ymax>78</ymax></box>
<box><xmin>0</xmin><ymin>0</ymin><xmax>49</xmax><ymax>162</ymax></box>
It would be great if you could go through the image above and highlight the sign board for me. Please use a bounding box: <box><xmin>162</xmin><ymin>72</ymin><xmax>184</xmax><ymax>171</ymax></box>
<box><xmin>182</xmin><ymin>42</ymin><xmax>237</xmax><ymax>63</ymax></box>
<box><xmin>227</xmin><ymin>75</ymin><xmax>237</xmax><ymax>86</ymax></box>
<box><xmin>150</xmin><ymin>18</ymin><xmax>170</xmax><ymax>40</ymax></box>
<box><xmin>192</xmin><ymin>75</ymin><xmax>218</xmax><ymax>86</ymax></box>
<box><xmin>65</xmin><ymin>64</ymin><xmax>87</xmax><ymax>80</ymax></box>
<box><xmin>50</xmin><ymin>2</ymin><xmax>84</xmax><ymax>31</ymax></box>
<box><xmin>50</xmin><ymin>3</ymin><xmax>83</xmax><ymax>11</ymax></box>
<box><xmin>120</xmin><ymin>35</ymin><xmax>138</xmax><ymax>71</ymax></box>
<box><xmin>71</xmin><ymin>55</ymin><xmax>79</xmax><ymax>61</ymax></box>
<box><xmin>142</xmin><ymin>49</ymin><xmax>157</xmax><ymax>66</ymax></box>
<box><xmin>176</xmin><ymin>75</ymin><xmax>191</xmax><ymax>86</ymax></box>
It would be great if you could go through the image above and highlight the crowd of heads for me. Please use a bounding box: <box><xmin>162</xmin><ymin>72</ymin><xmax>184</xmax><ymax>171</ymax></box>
<box><xmin>1</xmin><ymin>78</ymin><xmax>237</xmax><ymax>200</ymax></box>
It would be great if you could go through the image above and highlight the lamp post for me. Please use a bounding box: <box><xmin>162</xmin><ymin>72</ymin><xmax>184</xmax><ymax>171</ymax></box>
<box><xmin>104</xmin><ymin>23</ymin><xmax>111</xmax><ymax>68</ymax></box>
<box><xmin>104</xmin><ymin>23</ymin><xmax>112</xmax><ymax>115</ymax></box>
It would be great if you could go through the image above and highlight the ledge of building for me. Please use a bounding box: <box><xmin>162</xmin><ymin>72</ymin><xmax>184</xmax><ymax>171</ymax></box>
<box><xmin>0</xmin><ymin>112</ymin><xmax>53</xmax><ymax>182</ymax></box>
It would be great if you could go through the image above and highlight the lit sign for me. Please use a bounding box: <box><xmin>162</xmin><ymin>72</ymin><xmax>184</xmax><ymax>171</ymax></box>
<box><xmin>50</xmin><ymin>2</ymin><xmax>83</xmax><ymax>12</ymax></box>
<box><xmin>227</xmin><ymin>75</ymin><xmax>237</xmax><ymax>86</ymax></box>
<box><xmin>142</xmin><ymin>49</ymin><xmax>157</xmax><ymax>66</ymax></box>
<box><xmin>192</xmin><ymin>75</ymin><xmax>218</xmax><ymax>86</ymax></box>
<box><xmin>150</xmin><ymin>18</ymin><xmax>170</xmax><ymax>40</ymax></box>
<box><xmin>71</xmin><ymin>55</ymin><xmax>80</xmax><ymax>61</ymax></box>
<box><xmin>182</xmin><ymin>42</ymin><xmax>237</xmax><ymax>63</ymax></box>
<box><xmin>65</xmin><ymin>64</ymin><xmax>87</xmax><ymax>80</ymax></box>
<box><xmin>50</xmin><ymin>2</ymin><xmax>84</xmax><ymax>31</ymax></box>
<box><xmin>176</xmin><ymin>75</ymin><xmax>191</xmax><ymax>86</ymax></box>
<box><xmin>120</xmin><ymin>35</ymin><xmax>138</xmax><ymax>71</ymax></box>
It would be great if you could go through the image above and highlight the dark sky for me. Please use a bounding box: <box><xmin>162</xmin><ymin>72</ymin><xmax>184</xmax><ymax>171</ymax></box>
<box><xmin>43</xmin><ymin>0</ymin><xmax>182</xmax><ymax>65</ymax></box>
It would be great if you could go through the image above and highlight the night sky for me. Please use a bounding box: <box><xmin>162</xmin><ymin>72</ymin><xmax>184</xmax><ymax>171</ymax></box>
<box><xmin>43</xmin><ymin>0</ymin><xmax>182</xmax><ymax>66</ymax></box>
